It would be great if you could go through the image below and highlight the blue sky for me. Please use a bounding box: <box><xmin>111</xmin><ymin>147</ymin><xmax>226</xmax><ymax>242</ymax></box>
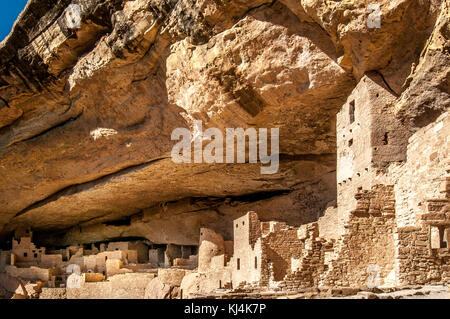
<box><xmin>0</xmin><ymin>1</ymin><xmax>28</xmax><ymax>42</ymax></box>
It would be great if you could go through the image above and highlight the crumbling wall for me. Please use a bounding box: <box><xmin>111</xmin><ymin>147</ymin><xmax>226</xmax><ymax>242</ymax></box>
<box><xmin>11</xmin><ymin>236</ymin><xmax>45</xmax><ymax>265</ymax></box>
<box><xmin>231</xmin><ymin>213</ymin><xmax>332</xmax><ymax>290</ymax></box>
<box><xmin>259</xmin><ymin>223</ymin><xmax>303</xmax><ymax>286</ymax></box>
<box><xmin>395</xmin><ymin>225</ymin><xmax>450</xmax><ymax>285</ymax></box>
<box><xmin>390</xmin><ymin>111</ymin><xmax>450</xmax><ymax>286</ymax></box>
<box><xmin>323</xmin><ymin>185</ymin><xmax>397</xmax><ymax>288</ymax></box>
<box><xmin>277</xmin><ymin>223</ymin><xmax>334</xmax><ymax>290</ymax></box>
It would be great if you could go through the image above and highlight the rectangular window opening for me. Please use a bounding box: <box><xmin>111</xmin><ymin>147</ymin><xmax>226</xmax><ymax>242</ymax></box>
<box><xmin>349</xmin><ymin>100</ymin><xmax>355</xmax><ymax>124</ymax></box>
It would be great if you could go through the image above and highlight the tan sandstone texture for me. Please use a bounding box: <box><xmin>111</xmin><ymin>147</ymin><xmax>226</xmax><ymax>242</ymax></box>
<box><xmin>0</xmin><ymin>0</ymin><xmax>449</xmax><ymax>299</ymax></box>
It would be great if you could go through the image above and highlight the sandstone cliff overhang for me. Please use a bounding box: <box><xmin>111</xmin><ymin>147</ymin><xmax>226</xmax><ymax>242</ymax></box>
<box><xmin>0</xmin><ymin>0</ymin><xmax>448</xmax><ymax>245</ymax></box>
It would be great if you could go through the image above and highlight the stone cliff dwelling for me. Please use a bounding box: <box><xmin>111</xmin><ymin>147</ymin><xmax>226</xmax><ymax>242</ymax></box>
<box><xmin>0</xmin><ymin>0</ymin><xmax>449</xmax><ymax>299</ymax></box>
<box><xmin>0</xmin><ymin>82</ymin><xmax>448</xmax><ymax>298</ymax></box>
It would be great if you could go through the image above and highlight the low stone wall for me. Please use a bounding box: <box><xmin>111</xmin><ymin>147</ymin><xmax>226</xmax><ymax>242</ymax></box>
<box><xmin>65</xmin><ymin>273</ymin><xmax>156</xmax><ymax>299</ymax></box>
<box><xmin>5</xmin><ymin>265</ymin><xmax>59</xmax><ymax>282</ymax></box>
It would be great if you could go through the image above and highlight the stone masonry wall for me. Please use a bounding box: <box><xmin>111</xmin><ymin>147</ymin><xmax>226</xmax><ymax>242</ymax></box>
<box><xmin>395</xmin><ymin>225</ymin><xmax>450</xmax><ymax>286</ymax></box>
<box><xmin>322</xmin><ymin>185</ymin><xmax>396</xmax><ymax>288</ymax></box>
<box><xmin>259</xmin><ymin>224</ymin><xmax>303</xmax><ymax>285</ymax></box>
<box><xmin>280</xmin><ymin>223</ymin><xmax>334</xmax><ymax>290</ymax></box>
<box><xmin>395</xmin><ymin>111</ymin><xmax>449</xmax><ymax>228</ymax></box>
<box><xmin>232</xmin><ymin>213</ymin><xmax>263</xmax><ymax>287</ymax></box>
<box><xmin>392</xmin><ymin>111</ymin><xmax>450</xmax><ymax>286</ymax></box>
<box><xmin>336</xmin><ymin>73</ymin><xmax>409</xmax><ymax>236</ymax></box>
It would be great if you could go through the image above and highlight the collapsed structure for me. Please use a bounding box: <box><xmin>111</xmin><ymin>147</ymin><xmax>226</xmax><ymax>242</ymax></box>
<box><xmin>0</xmin><ymin>228</ymin><xmax>198</xmax><ymax>298</ymax></box>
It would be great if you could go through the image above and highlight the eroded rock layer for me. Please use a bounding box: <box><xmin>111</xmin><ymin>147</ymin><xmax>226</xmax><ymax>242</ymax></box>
<box><xmin>0</xmin><ymin>0</ymin><xmax>448</xmax><ymax>250</ymax></box>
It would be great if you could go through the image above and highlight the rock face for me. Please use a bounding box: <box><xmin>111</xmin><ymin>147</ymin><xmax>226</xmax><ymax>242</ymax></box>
<box><xmin>0</xmin><ymin>0</ymin><xmax>448</xmax><ymax>250</ymax></box>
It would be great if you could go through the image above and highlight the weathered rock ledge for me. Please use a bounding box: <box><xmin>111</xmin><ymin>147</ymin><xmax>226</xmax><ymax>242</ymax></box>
<box><xmin>0</xmin><ymin>0</ymin><xmax>448</xmax><ymax>250</ymax></box>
